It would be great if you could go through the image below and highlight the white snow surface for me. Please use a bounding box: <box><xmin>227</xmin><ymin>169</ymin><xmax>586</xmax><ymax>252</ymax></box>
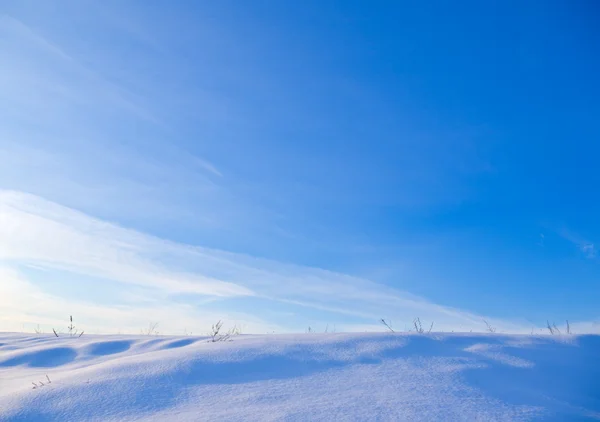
<box><xmin>0</xmin><ymin>332</ymin><xmax>598</xmax><ymax>421</ymax></box>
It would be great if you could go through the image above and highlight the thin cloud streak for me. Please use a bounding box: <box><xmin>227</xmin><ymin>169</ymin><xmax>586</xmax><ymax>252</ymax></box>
<box><xmin>0</xmin><ymin>190</ymin><xmax>541</xmax><ymax>333</ymax></box>
<box><xmin>0</xmin><ymin>13</ymin><xmax>161</xmax><ymax>126</ymax></box>
<box><xmin>0</xmin><ymin>190</ymin><xmax>253</xmax><ymax>297</ymax></box>
<box><xmin>557</xmin><ymin>228</ymin><xmax>597</xmax><ymax>259</ymax></box>
<box><xmin>0</xmin><ymin>266</ymin><xmax>277</xmax><ymax>335</ymax></box>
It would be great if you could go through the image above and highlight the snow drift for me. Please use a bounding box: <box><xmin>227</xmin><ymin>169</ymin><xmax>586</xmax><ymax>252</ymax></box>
<box><xmin>0</xmin><ymin>332</ymin><xmax>598</xmax><ymax>421</ymax></box>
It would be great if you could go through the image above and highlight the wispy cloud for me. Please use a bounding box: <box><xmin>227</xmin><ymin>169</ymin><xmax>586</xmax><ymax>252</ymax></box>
<box><xmin>0</xmin><ymin>266</ymin><xmax>277</xmax><ymax>335</ymax></box>
<box><xmin>581</xmin><ymin>243</ymin><xmax>597</xmax><ymax>259</ymax></box>
<box><xmin>0</xmin><ymin>12</ymin><xmax>234</xmax><ymax>234</ymax></box>
<box><xmin>557</xmin><ymin>228</ymin><xmax>597</xmax><ymax>259</ymax></box>
<box><xmin>0</xmin><ymin>13</ymin><xmax>160</xmax><ymax>125</ymax></box>
<box><xmin>0</xmin><ymin>190</ymin><xmax>251</xmax><ymax>297</ymax></box>
<box><xmin>537</xmin><ymin>233</ymin><xmax>545</xmax><ymax>247</ymax></box>
<box><xmin>0</xmin><ymin>190</ymin><xmax>538</xmax><ymax>334</ymax></box>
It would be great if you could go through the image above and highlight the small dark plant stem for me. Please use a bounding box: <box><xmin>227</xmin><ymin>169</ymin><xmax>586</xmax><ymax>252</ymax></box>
<box><xmin>380</xmin><ymin>318</ymin><xmax>395</xmax><ymax>333</ymax></box>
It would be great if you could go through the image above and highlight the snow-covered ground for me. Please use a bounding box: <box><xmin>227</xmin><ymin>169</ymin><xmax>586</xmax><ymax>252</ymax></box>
<box><xmin>0</xmin><ymin>332</ymin><xmax>598</xmax><ymax>421</ymax></box>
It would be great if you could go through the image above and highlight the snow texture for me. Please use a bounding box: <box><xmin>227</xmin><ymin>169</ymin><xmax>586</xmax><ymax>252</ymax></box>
<box><xmin>0</xmin><ymin>332</ymin><xmax>599</xmax><ymax>421</ymax></box>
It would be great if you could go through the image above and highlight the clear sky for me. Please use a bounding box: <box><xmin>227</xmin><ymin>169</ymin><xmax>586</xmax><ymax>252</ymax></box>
<box><xmin>1</xmin><ymin>1</ymin><xmax>599</xmax><ymax>335</ymax></box>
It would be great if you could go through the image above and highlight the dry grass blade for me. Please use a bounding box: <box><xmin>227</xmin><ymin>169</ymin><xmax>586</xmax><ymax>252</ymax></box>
<box><xmin>380</xmin><ymin>319</ymin><xmax>395</xmax><ymax>333</ymax></box>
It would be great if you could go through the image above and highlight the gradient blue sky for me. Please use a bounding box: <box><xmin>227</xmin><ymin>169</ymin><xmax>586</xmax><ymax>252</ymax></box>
<box><xmin>1</xmin><ymin>1</ymin><xmax>599</xmax><ymax>334</ymax></box>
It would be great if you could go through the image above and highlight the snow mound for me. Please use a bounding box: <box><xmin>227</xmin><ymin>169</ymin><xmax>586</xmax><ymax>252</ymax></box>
<box><xmin>0</xmin><ymin>332</ymin><xmax>598</xmax><ymax>421</ymax></box>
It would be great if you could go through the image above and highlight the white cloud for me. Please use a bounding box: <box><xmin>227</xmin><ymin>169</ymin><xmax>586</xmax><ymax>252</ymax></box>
<box><xmin>0</xmin><ymin>266</ymin><xmax>278</xmax><ymax>335</ymax></box>
<box><xmin>581</xmin><ymin>243</ymin><xmax>596</xmax><ymax>259</ymax></box>
<box><xmin>557</xmin><ymin>228</ymin><xmax>597</xmax><ymax>259</ymax></box>
<box><xmin>0</xmin><ymin>13</ymin><xmax>231</xmax><ymax>234</ymax></box>
<box><xmin>0</xmin><ymin>190</ymin><xmax>546</xmax><ymax>334</ymax></box>
<box><xmin>0</xmin><ymin>190</ymin><xmax>252</xmax><ymax>297</ymax></box>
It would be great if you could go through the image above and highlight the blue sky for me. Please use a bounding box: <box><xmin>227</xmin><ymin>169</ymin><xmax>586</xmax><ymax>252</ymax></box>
<box><xmin>1</xmin><ymin>0</ymin><xmax>599</xmax><ymax>334</ymax></box>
